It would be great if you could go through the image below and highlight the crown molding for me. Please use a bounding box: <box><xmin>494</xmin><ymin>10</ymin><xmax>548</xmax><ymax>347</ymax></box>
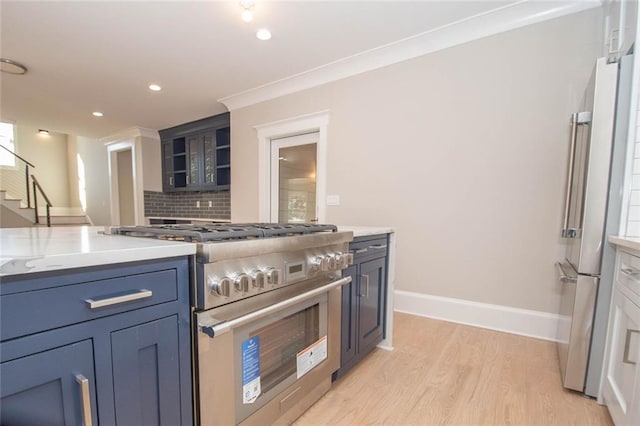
<box><xmin>218</xmin><ymin>0</ymin><xmax>601</xmax><ymax>111</ymax></box>
<box><xmin>101</xmin><ymin>126</ymin><xmax>159</xmax><ymax>145</ymax></box>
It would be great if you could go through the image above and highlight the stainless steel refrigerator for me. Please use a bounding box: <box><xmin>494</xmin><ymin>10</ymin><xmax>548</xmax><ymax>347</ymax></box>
<box><xmin>556</xmin><ymin>54</ymin><xmax>634</xmax><ymax>397</ymax></box>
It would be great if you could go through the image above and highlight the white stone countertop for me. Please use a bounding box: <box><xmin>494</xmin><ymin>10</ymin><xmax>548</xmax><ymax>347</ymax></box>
<box><xmin>608</xmin><ymin>235</ymin><xmax>640</xmax><ymax>254</ymax></box>
<box><xmin>337</xmin><ymin>226</ymin><xmax>394</xmax><ymax>238</ymax></box>
<box><xmin>0</xmin><ymin>226</ymin><xmax>196</xmax><ymax>277</ymax></box>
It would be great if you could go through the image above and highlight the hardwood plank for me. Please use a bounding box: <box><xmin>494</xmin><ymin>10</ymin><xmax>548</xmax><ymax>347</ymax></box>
<box><xmin>294</xmin><ymin>312</ymin><xmax>612</xmax><ymax>426</ymax></box>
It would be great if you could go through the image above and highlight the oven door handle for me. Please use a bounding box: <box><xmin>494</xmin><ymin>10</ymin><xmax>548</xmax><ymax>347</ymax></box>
<box><xmin>199</xmin><ymin>276</ymin><xmax>352</xmax><ymax>338</ymax></box>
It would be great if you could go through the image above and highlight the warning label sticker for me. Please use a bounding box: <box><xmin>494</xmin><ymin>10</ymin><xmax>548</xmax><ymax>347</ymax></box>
<box><xmin>296</xmin><ymin>335</ymin><xmax>328</xmax><ymax>379</ymax></box>
<box><xmin>242</xmin><ymin>336</ymin><xmax>261</xmax><ymax>404</ymax></box>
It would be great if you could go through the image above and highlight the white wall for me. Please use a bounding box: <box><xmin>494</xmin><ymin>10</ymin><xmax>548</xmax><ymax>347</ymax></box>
<box><xmin>231</xmin><ymin>9</ymin><xmax>602</xmax><ymax>314</ymax></box>
<box><xmin>0</xmin><ymin>125</ymin><xmax>71</xmax><ymax>208</ymax></box>
<box><xmin>74</xmin><ymin>136</ymin><xmax>111</xmax><ymax>225</ymax></box>
<box><xmin>141</xmin><ymin>134</ymin><xmax>162</xmax><ymax>192</ymax></box>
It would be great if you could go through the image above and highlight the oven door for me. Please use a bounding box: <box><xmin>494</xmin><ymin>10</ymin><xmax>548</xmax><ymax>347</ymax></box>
<box><xmin>196</xmin><ymin>276</ymin><xmax>350</xmax><ymax>426</ymax></box>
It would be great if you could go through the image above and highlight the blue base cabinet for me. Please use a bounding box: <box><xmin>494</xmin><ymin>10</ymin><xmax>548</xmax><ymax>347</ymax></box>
<box><xmin>0</xmin><ymin>257</ymin><xmax>193</xmax><ymax>426</ymax></box>
<box><xmin>1</xmin><ymin>340</ymin><xmax>97</xmax><ymax>425</ymax></box>
<box><xmin>334</xmin><ymin>234</ymin><xmax>388</xmax><ymax>380</ymax></box>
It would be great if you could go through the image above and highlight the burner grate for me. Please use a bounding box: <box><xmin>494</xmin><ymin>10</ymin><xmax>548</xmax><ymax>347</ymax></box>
<box><xmin>111</xmin><ymin>223</ymin><xmax>337</xmax><ymax>242</ymax></box>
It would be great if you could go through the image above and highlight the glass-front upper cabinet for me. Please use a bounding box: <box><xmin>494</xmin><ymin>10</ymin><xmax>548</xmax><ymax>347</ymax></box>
<box><xmin>159</xmin><ymin>113</ymin><xmax>230</xmax><ymax>192</ymax></box>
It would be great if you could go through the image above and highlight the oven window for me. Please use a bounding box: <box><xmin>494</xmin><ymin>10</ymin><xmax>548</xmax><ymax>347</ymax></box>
<box><xmin>251</xmin><ymin>303</ymin><xmax>320</xmax><ymax>393</ymax></box>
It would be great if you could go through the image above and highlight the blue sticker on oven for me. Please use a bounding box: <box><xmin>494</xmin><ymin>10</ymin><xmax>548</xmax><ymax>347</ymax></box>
<box><xmin>242</xmin><ymin>336</ymin><xmax>261</xmax><ymax>404</ymax></box>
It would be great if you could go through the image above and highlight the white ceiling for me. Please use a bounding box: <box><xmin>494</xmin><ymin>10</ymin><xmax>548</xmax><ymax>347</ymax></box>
<box><xmin>1</xmin><ymin>1</ymin><xmax>553</xmax><ymax>139</ymax></box>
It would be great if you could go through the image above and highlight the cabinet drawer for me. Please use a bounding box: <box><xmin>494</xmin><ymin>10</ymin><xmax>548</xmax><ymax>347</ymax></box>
<box><xmin>349</xmin><ymin>236</ymin><xmax>388</xmax><ymax>262</ymax></box>
<box><xmin>616</xmin><ymin>251</ymin><xmax>640</xmax><ymax>303</ymax></box>
<box><xmin>1</xmin><ymin>269</ymin><xmax>178</xmax><ymax>341</ymax></box>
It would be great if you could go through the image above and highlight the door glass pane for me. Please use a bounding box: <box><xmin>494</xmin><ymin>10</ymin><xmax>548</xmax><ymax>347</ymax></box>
<box><xmin>278</xmin><ymin>143</ymin><xmax>317</xmax><ymax>223</ymax></box>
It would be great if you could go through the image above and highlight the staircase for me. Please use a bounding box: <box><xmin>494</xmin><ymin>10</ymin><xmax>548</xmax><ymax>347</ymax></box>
<box><xmin>0</xmin><ymin>191</ymin><xmax>91</xmax><ymax>227</ymax></box>
<box><xmin>0</xmin><ymin>146</ymin><xmax>92</xmax><ymax>228</ymax></box>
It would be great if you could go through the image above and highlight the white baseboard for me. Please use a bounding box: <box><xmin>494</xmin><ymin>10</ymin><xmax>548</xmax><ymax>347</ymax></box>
<box><xmin>394</xmin><ymin>290</ymin><xmax>560</xmax><ymax>342</ymax></box>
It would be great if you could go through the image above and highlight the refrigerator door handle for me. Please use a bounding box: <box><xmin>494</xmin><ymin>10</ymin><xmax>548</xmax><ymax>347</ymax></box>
<box><xmin>562</xmin><ymin>113</ymin><xmax>580</xmax><ymax>238</ymax></box>
<box><xmin>555</xmin><ymin>262</ymin><xmax>578</xmax><ymax>283</ymax></box>
<box><xmin>561</xmin><ymin>112</ymin><xmax>592</xmax><ymax>239</ymax></box>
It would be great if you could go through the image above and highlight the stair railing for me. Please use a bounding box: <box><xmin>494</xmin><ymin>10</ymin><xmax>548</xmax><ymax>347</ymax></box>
<box><xmin>0</xmin><ymin>144</ymin><xmax>35</xmax><ymax>208</ymax></box>
<box><xmin>30</xmin><ymin>174</ymin><xmax>53</xmax><ymax>227</ymax></box>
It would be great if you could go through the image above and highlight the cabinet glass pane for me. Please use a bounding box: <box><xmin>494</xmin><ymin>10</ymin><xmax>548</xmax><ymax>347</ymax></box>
<box><xmin>173</xmin><ymin>138</ymin><xmax>186</xmax><ymax>154</ymax></box>
<box><xmin>216</xmin><ymin>127</ymin><xmax>230</xmax><ymax>147</ymax></box>
<box><xmin>173</xmin><ymin>155</ymin><xmax>186</xmax><ymax>172</ymax></box>
<box><xmin>217</xmin><ymin>168</ymin><xmax>230</xmax><ymax>187</ymax></box>
<box><xmin>188</xmin><ymin>137</ymin><xmax>199</xmax><ymax>185</ymax></box>
<box><xmin>217</xmin><ymin>148</ymin><xmax>230</xmax><ymax>167</ymax></box>
<box><xmin>174</xmin><ymin>172</ymin><xmax>187</xmax><ymax>188</ymax></box>
<box><xmin>204</xmin><ymin>135</ymin><xmax>215</xmax><ymax>184</ymax></box>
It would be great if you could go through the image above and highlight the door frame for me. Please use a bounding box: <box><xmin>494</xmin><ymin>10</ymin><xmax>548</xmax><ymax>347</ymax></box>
<box><xmin>255</xmin><ymin>111</ymin><xmax>329</xmax><ymax>223</ymax></box>
<box><xmin>103</xmin><ymin>127</ymin><xmax>158</xmax><ymax>225</ymax></box>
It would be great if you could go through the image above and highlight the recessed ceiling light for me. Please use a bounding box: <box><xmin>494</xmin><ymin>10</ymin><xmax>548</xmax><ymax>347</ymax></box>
<box><xmin>239</xmin><ymin>0</ymin><xmax>255</xmax><ymax>22</ymax></box>
<box><xmin>0</xmin><ymin>58</ymin><xmax>27</xmax><ymax>75</ymax></box>
<box><xmin>92</xmin><ymin>111</ymin><xmax>104</xmax><ymax>117</ymax></box>
<box><xmin>241</xmin><ymin>9</ymin><xmax>253</xmax><ymax>22</ymax></box>
<box><xmin>149</xmin><ymin>84</ymin><xmax>162</xmax><ymax>91</ymax></box>
<box><xmin>256</xmin><ymin>29</ymin><xmax>271</xmax><ymax>41</ymax></box>
<box><xmin>38</xmin><ymin>129</ymin><xmax>49</xmax><ymax>136</ymax></box>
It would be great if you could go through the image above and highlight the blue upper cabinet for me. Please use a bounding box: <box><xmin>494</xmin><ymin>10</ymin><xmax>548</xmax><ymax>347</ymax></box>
<box><xmin>0</xmin><ymin>257</ymin><xmax>193</xmax><ymax>426</ymax></box>
<box><xmin>160</xmin><ymin>112</ymin><xmax>231</xmax><ymax>192</ymax></box>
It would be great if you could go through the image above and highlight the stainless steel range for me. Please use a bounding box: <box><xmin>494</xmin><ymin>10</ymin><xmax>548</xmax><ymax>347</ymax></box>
<box><xmin>113</xmin><ymin>223</ymin><xmax>353</xmax><ymax>426</ymax></box>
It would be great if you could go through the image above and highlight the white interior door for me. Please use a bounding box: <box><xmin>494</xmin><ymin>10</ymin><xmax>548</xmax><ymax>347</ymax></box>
<box><xmin>270</xmin><ymin>132</ymin><xmax>319</xmax><ymax>223</ymax></box>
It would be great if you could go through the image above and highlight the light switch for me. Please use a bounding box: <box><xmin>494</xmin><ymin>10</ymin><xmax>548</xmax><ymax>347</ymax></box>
<box><xmin>326</xmin><ymin>195</ymin><xmax>340</xmax><ymax>206</ymax></box>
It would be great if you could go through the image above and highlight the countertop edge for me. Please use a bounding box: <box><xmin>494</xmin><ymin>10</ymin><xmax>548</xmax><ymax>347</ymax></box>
<box><xmin>336</xmin><ymin>226</ymin><xmax>394</xmax><ymax>238</ymax></box>
<box><xmin>608</xmin><ymin>235</ymin><xmax>640</xmax><ymax>254</ymax></box>
<box><xmin>1</xmin><ymin>227</ymin><xmax>197</xmax><ymax>277</ymax></box>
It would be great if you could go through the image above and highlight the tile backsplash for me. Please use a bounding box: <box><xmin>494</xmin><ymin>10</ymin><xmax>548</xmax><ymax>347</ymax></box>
<box><xmin>144</xmin><ymin>190</ymin><xmax>230</xmax><ymax>220</ymax></box>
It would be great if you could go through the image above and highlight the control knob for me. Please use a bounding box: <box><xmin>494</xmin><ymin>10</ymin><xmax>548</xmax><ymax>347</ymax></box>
<box><xmin>311</xmin><ymin>255</ymin><xmax>330</xmax><ymax>272</ymax></box>
<box><xmin>265</xmin><ymin>268</ymin><xmax>281</xmax><ymax>286</ymax></box>
<box><xmin>209</xmin><ymin>276</ymin><xmax>231</xmax><ymax>297</ymax></box>
<box><xmin>250</xmin><ymin>270</ymin><xmax>266</xmax><ymax>289</ymax></box>
<box><xmin>343</xmin><ymin>252</ymin><xmax>354</xmax><ymax>267</ymax></box>
<box><xmin>327</xmin><ymin>254</ymin><xmax>339</xmax><ymax>270</ymax></box>
<box><xmin>233</xmin><ymin>273</ymin><xmax>251</xmax><ymax>293</ymax></box>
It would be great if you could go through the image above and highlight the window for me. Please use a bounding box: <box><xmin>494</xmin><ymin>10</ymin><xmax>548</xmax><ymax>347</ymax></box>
<box><xmin>0</xmin><ymin>122</ymin><xmax>16</xmax><ymax>167</ymax></box>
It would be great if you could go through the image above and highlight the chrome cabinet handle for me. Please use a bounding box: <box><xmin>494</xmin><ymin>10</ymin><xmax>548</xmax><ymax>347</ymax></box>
<box><xmin>368</xmin><ymin>244</ymin><xmax>387</xmax><ymax>250</ymax></box>
<box><xmin>85</xmin><ymin>289</ymin><xmax>152</xmax><ymax>309</ymax></box>
<box><xmin>555</xmin><ymin>262</ymin><xmax>577</xmax><ymax>283</ymax></box>
<box><xmin>169</xmin><ymin>176</ymin><xmax>174</xmax><ymax>186</ymax></box>
<box><xmin>352</xmin><ymin>248</ymin><xmax>368</xmax><ymax>254</ymax></box>
<box><xmin>623</xmin><ymin>329</ymin><xmax>639</xmax><ymax>365</ymax></box>
<box><xmin>75</xmin><ymin>374</ymin><xmax>92</xmax><ymax>426</ymax></box>
<box><xmin>620</xmin><ymin>267</ymin><xmax>640</xmax><ymax>278</ymax></box>
<box><xmin>360</xmin><ymin>274</ymin><xmax>370</xmax><ymax>298</ymax></box>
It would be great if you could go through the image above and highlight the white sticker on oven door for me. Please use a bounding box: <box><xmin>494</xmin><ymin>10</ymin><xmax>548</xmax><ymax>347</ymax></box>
<box><xmin>242</xmin><ymin>337</ymin><xmax>261</xmax><ymax>404</ymax></box>
<box><xmin>296</xmin><ymin>335</ymin><xmax>328</xmax><ymax>379</ymax></box>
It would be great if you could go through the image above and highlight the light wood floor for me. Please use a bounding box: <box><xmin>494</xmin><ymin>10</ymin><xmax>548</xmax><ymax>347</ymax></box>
<box><xmin>294</xmin><ymin>312</ymin><xmax>613</xmax><ymax>426</ymax></box>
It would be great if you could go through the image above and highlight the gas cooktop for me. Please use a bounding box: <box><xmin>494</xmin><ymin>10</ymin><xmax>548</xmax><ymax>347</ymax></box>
<box><xmin>111</xmin><ymin>223</ymin><xmax>338</xmax><ymax>242</ymax></box>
